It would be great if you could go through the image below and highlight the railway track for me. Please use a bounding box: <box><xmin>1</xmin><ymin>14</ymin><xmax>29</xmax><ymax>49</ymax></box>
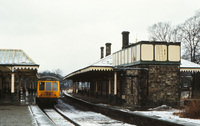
<box><xmin>54</xmin><ymin>99</ymin><xmax>133</xmax><ymax>126</ymax></box>
<box><xmin>38</xmin><ymin>99</ymin><xmax>133</xmax><ymax>126</ymax></box>
<box><xmin>39</xmin><ymin>99</ymin><xmax>133</xmax><ymax>126</ymax></box>
<box><xmin>40</xmin><ymin>105</ymin><xmax>80</xmax><ymax>126</ymax></box>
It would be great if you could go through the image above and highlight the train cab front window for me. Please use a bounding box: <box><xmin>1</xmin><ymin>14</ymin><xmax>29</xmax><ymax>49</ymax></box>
<box><xmin>39</xmin><ymin>82</ymin><xmax>45</xmax><ymax>91</ymax></box>
<box><xmin>46</xmin><ymin>82</ymin><xmax>51</xmax><ymax>91</ymax></box>
<box><xmin>53</xmin><ymin>82</ymin><xmax>58</xmax><ymax>91</ymax></box>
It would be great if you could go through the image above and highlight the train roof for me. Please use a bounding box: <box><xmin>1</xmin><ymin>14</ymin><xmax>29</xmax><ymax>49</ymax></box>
<box><xmin>38</xmin><ymin>76</ymin><xmax>60</xmax><ymax>81</ymax></box>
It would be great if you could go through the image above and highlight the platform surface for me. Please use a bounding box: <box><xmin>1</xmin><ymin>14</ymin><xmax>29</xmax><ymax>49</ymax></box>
<box><xmin>0</xmin><ymin>105</ymin><xmax>36</xmax><ymax>126</ymax></box>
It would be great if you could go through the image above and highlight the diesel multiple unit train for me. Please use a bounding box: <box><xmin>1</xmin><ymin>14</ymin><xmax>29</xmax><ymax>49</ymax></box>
<box><xmin>36</xmin><ymin>76</ymin><xmax>60</xmax><ymax>105</ymax></box>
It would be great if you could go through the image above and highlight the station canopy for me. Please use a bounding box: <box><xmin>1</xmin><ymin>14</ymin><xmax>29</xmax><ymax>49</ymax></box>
<box><xmin>0</xmin><ymin>49</ymin><xmax>39</xmax><ymax>78</ymax></box>
<box><xmin>64</xmin><ymin>55</ymin><xmax>113</xmax><ymax>80</ymax></box>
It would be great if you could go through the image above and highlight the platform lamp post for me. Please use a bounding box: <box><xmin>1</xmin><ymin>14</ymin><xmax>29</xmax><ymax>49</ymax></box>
<box><xmin>11</xmin><ymin>67</ymin><xmax>15</xmax><ymax>105</ymax></box>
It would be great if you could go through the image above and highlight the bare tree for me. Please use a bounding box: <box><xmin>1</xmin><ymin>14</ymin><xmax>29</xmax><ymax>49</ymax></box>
<box><xmin>178</xmin><ymin>11</ymin><xmax>200</xmax><ymax>62</ymax></box>
<box><xmin>148</xmin><ymin>22</ymin><xmax>177</xmax><ymax>42</ymax></box>
<box><xmin>39</xmin><ymin>69</ymin><xmax>63</xmax><ymax>80</ymax></box>
<box><xmin>53</xmin><ymin>69</ymin><xmax>63</xmax><ymax>76</ymax></box>
<box><xmin>148</xmin><ymin>11</ymin><xmax>200</xmax><ymax>63</ymax></box>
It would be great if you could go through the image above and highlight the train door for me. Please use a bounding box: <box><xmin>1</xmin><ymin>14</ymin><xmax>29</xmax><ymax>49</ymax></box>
<box><xmin>52</xmin><ymin>81</ymin><xmax>59</xmax><ymax>98</ymax></box>
<box><xmin>45</xmin><ymin>81</ymin><xmax>52</xmax><ymax>97</ymax></box>
<box><xmin>38</xmin><ymin>81</ymin><xmax>45</xmax><ymax>97</ymax></box>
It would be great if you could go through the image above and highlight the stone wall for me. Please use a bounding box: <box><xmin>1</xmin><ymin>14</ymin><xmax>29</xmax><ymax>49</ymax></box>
<box><xmin>147</xmin><ymin>65</ymin><xmax>180</xmax><ymax>107</ymax></box>
<box><xmin>124</xmin><ymin>65</ymin><xmax>180</xmax><ymax>107</ymax></box>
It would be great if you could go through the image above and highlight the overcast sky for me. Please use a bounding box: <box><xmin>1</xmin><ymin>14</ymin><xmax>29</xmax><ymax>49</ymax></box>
<box><xmin>1</xmin><ymin>0</ymin><xmax>200</xmax><ymax>75</ymax></box>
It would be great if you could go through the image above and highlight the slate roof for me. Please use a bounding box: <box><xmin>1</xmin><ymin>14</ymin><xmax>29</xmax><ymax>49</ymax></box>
<box><xmin>0</xmin><ymin>49</ymin><xmax>38</xmax><ymax>66</ymax></box>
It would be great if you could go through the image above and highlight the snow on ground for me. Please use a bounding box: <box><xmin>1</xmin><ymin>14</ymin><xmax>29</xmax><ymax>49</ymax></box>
<box><xmin>132</xmin><ymin>105</ymin><xmax>200</xmax><ymax>126</ymax></box>
<box><xmin>55</xmin><ymin>99</ymin><xmax>134</xmax><ymax>126</ymax></box>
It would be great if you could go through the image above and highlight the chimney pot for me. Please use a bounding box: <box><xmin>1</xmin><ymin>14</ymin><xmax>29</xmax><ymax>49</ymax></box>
<box><xmin>122</xmin><ymin>31</ymin><xmax>130</xmax><ymax>49</ymax></box>
<box><xmin>100</xmin><ymin>47</ymin><xmax>104</xmax><ymax>59</ymax></box>
<box><xmin>105</xmin><ymin>43</ymin><xmax>111</xmax><ymax>56</ymax></box>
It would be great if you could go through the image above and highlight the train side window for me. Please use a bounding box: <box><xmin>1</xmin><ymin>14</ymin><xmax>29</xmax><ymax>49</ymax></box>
<box><xmin>46</xmin><ymin>82</ymin><xmax>51</xmax><ymax>91</ymax></box>
<box><xmin>39</xmin><ymin>82</ymin><xmax>45</xmax><ymax>91</ymax></box>
<box><xmin>53</xmin><ymin>82</ymin><xmax>58</xmax><ymax>91</ymax></box>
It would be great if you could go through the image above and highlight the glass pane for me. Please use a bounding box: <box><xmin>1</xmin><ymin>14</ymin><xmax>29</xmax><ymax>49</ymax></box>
<box><xmin>39</xmin><ymin>82</ymin><xmax>45</xmax><ymax>91</ymax></box>
<box><xmin>46</xmin><ymin>82</ymin><xmax>51</xmax><ymax>91</ymax></box>
<box><xmin>53</xmin><ymin>82</ymin><xmax>58</xmax><ymax>91</ymax></box>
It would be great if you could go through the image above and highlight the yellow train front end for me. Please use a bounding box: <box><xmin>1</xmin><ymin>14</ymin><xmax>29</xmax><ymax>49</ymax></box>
<box><xmin>36</xmin><ymin>76</ymin><xmax>60</xmax><ymax>106</ymax></box>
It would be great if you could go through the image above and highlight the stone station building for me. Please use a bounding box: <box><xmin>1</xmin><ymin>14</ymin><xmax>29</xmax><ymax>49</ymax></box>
<box><xmin>64</xmin><ymin>31</ymin><xmax>196</xmax><ymax>107</ymax></box>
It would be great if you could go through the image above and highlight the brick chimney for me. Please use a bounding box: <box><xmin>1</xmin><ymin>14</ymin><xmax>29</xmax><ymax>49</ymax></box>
<box><xmin>105</xmin><ymin>43</ymin><xmax>111</xmax><ymax>56</ymax></box>
<box><xmin>122</xmin><ymin>31</ymin><xmax>130</xmax><ymax>49</ymax></box>
<box><xmin>100</xmin><ymin>47</ymin><xmax>104</xmax><ymax>59</ymax></box>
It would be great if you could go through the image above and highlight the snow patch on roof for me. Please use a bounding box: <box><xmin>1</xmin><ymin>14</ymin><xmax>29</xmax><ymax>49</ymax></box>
<box><xmin>91</xmin><ymin>54</ymin><xmax>113</xmax><ymax>67</ymax></box>
<box><xmin>181</xmin><ymin>59</ymin><xmax>200</xmax><ymax>68</ymax></box>
<box><xmin>90</xmin><ymin>56</ymin><xmax>200</xmax><ymax>69</ymax></box>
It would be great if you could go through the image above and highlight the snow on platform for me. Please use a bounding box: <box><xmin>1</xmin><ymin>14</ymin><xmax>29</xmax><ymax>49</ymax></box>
<box><xmin>132</xmin><ymin>105</ymin><xmax>200</xmax><ymax>126</ymax></box>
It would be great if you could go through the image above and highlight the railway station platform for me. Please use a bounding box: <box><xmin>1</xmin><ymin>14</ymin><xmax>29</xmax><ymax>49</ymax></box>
<box><xmin>69</xmin><ymin>92</ymin><xmax>132</xmax><ymax>109</ymax></box>
<box><xmin>0</xmin><ymin>105</ymin><xmax>55</xmax><ymax>126</ymax></box>
<box><xmin>0</xmin><ymin>91</ymin><xmax>36</xmax><ymax>105</ymax></box>
<box><xmin>72</xmin><ymin>93</ymin><xmax>111</xmax><ymax>104</ymax></box>
<box><xmin>0</xmin><ymin>105</ymin><xmax>36</xmax><ymax>126</ymax></box>
<box><xmin>0</xmin><ymin>91</ymin><xmax>37</xmax><ymax>125</ymax></box>
<box><xmin>0</xmin><ymin>92</ymin><xmax>55</xmax><ymax>126</ymax></box>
